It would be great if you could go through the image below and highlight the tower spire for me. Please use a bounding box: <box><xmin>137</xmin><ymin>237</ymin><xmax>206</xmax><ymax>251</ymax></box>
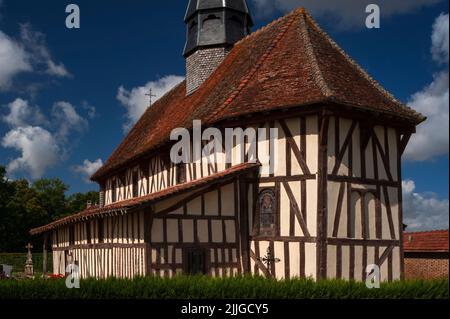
<box><xmin>184</xmin><ymin>0</ymin><xmax>253</xmax><ymax>95</ymax></box>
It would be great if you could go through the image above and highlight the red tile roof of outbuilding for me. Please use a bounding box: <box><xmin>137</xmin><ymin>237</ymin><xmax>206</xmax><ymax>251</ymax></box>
<box><xmin>404</xmin><ymin>230</ymin><xmax>449</xmax><ymax>252</ymax></box>
<box><xmin>91</xmin><ymin>8</ymin><xmax>425</xmax><ymax>181</ymax></box>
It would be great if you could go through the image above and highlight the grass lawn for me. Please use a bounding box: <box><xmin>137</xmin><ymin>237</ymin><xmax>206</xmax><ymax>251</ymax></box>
<box><xmin>0</xmin><ymin>275</ymin><xmax>448</xmax><ymax>299</ymax></box>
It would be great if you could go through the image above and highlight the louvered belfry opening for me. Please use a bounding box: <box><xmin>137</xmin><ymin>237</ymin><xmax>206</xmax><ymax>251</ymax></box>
<box><xmin>184</xmin><ymin>0</ymin><xmax>253</xmax><ymax>95</ymax></box>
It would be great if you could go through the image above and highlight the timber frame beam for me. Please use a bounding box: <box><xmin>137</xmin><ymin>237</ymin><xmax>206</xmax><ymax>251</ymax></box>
<box><xmin>317</xmin><ymin>111</ymin><xmax>330</xmax><ymax>279</ymax></box>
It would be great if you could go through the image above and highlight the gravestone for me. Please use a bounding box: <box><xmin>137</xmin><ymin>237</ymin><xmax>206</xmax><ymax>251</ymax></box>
<box><xmin>1</xmin><ymin>264</ymin><xmax>13</xmax><ymax>278</ymax></box>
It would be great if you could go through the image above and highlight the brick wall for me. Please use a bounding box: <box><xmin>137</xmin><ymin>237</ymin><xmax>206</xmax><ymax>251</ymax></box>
<box><xmin>404</xmin><ymin>252</ymin><xmax>449</xmax><ymax>280</ymax></box>
<box><xmin>186</xmin><ymin>47</ymin><xmax>231</xmax><ymax>95</ymax></box>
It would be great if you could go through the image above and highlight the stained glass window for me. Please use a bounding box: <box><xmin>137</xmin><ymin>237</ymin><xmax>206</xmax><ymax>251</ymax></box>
<box><xmin>259</xmin><ymin>189</ymin><xmax>277</xmax><ymax>235</ymax></box>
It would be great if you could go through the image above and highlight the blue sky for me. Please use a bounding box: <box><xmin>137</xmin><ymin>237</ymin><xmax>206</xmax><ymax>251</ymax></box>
<box><xmin>0</xmin><ymin>0</ymin><xmax>448</xmax><ymax>231</ymax></box>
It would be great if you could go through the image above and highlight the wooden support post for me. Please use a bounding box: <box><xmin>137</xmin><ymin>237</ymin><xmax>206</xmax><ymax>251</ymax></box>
<box><xmin>43</xmin><ymin>233</ymin><xmax>48</xmax><ymax>276</ymax></box>
<box><xmin>317</xmin><ymin>112</ymin><xmax>330</xmax><ymax>280</ymax></box>
<box><xmin>397</xmin><ymin>130</ymin><xmax>406</xmax><ymax>280</ymax></box>
<box><xmin>239</xmin><ymin>176</ymin><xmax>250</xmax><ymax>274</ymax></box>
<box><xmin>143</xmin><ymin>207</ymin><xmax>153</xmax><ymax>276</ymax></box>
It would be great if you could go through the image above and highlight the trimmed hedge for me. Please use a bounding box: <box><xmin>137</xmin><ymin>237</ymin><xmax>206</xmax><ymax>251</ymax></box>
<box><xmin>0</xmin><ymin>276</ymin><xmax>448</xmax><ymax>299</ymax></box>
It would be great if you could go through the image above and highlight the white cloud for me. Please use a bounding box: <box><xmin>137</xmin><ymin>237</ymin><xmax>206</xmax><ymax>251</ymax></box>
<box><xmin>2</xmin><ymin>98</ymin><xmax>47</xmax><ymax>127</ymax></box>
<box><xmin>19</xmin><ymin>23</ymin><xmax>71</xmax><ymax>78</ymax></box>
<box><xmin>73</xmin><ymin>159</ymin><xmax>103</xmax><ymax>183</ymax></box>
<box><xmin>117</xmin><ymin>75</ymin><xmax>184</xmax><ymax>131</ymax></box>
<box><xmin>0</xmin><ymin>31</ymin><xmax>31</xmax><ymax>90</ymax></box>
<box><xmin>405</xmin><ymin>14</ymin><xmax>449</xmax><ymax>161</ymax></box>
<box><xmin>2</xmin><ymin>99</ymin><xmax>88</xmax><ymax>139</ymax></box>
<box><xmin>1</xmin><ymin>98</ymin><xmax>91</xmax><ymax>179</ymax></box>
<box><xmin>252</xmin><ymin>0</ymin><xmax>443</xmax><ymax>29</ymax></box>
<box><xmin>405</xmin><ymin>71</ymin><xmax>449</xmax><ymax>160</ymax></box>
<box><xmin>402</xmin><ymin>180</ymin><xmax>449</xmax><ymax>231</ymax></box>
<box><xmin>431</xmin><ymin>13</ymin><xmax>449</xmax><ymax>63</ymax></box>
<box><xmin>1</xmin><ymin>126</ymin><xmax>60</xmax><ymax>179</ymax></box>
<box><xmin>51</xmin><ymin>101</ymin><xmax>88</xmax><ymax>141</ymax></box>
<box><xmin>0</xmin><ymin>22</ymin><xmax>70</xmax><ymax>90</ymax></box>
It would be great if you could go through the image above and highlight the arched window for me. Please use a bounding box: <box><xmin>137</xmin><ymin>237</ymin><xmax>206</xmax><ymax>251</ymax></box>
<box><xmin>258</xmin><ymin>189</ymin><xmax>277</xmax><ymax>235</ymax></box>
<box><xmin>202</xmin><ymin>14</ymin><xmax>222</xmax><ymax>31</ymax></box>
<box><xmin>203</xmin><ymin>14</ymin><xmax>221</xmax><ymax>24</ymax></box>
<box><xmin>349</xmin><ymin>189</ymin><xmax>378</xmax><ymax>239</ymax></box>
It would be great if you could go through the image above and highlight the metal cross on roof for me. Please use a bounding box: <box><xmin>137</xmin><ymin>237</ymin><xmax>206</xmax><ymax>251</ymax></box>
<box><xmin>257</xmin><ymin>247</ymin><xmax>280</xmax><ymax>274</ymax></box>
<box><xmin>145</xmin><ymin>88</ymin><xmax>157</xmax><ymax>106</ymax></box>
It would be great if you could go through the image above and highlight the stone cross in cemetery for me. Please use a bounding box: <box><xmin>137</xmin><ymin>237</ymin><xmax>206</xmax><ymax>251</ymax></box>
<box><xmin>24</xmin><ymin>243</ymin><xmax>34</xmax><ymax>277</ymax></box>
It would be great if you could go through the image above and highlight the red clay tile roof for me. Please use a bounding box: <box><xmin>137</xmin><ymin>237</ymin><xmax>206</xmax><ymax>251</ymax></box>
<box><xmin>31</xmin><ymin>162</ymin><xmax>260</xmax><ymax>235</ymax></box>
<box><xmin>91</xmin><ymin>8</ymin><xmax>425</xmax><ymax>181</ymax></box>
<box><xmin>404</xmin><ymin>230</ymin><xmax>449</xmax><ymax>252</ymax></box>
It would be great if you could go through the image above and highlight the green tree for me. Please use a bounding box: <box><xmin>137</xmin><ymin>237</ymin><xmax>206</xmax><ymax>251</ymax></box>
<box><xmin>0</xmin><ymin>167</ymin><xmax>15</xmax><ymax>251</ymax></box>
<box><xmin>66</xmin><ymin>191</ymin><xmax>99</xmax><ymax>215</ymax></box>
<box><xmin>0</xmin><ymin>167</ymin><xmax>14</xmax><ymax>215</ymax></box>
<box><xmin>0</xmin><ymin>166</ymin><xmax>99</xmax><ymax>252</ymax></box>
<box><xmin>4</xmin><ymin>179</ymin><xmax>46</xmax><ymax>252</ymax></box>
<box><xmin>32</xmin><ymin>179</ymin><xmax>68</xmax><ymax>220</ymax></box>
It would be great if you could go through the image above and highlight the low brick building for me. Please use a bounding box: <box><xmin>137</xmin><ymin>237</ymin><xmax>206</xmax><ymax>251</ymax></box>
<box><xmin>404</xmin><ymin>230</ymin><xmax>449</xmax><ymax>280</ymax></box>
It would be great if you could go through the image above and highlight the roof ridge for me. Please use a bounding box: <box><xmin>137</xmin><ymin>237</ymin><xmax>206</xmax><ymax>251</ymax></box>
<box><xmin>96</xmin><ymin>80</ymin><xmax>186</xmax><ymax>171</ymax></box>
<box><xmin>206</xmin><ymin>9</ymin><xmax>300</xmax><ymax>123</ymax></box>
<box><xmin>303</xmin><ymin>11</ymin><xmax>425</xmax><ymax>121</ymax></box>
<box><xmin>233</xmin><ymin>8</ymin><xmax>304</xmax><ymax>47</ymax></box>
<box><xmin>298</xmin><ymin>10</ymin><xmax>334</xmax><ymax>99</ymax></box>
<box><xmin>405</xmin><ymin>229</ymin><xmax>449</xmax><ymax>235</ymax></box>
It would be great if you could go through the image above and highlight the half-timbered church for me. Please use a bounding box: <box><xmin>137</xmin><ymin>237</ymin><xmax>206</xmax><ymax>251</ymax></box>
<box><xmin>31</xmin><ymin>0</ymin><xmax>425</xmax><ymax>281</ymax></box>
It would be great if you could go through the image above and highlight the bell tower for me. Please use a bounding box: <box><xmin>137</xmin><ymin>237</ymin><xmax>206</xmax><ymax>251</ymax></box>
<box><xmin>184</xmin><ymin>0</ymin><xmax>253</xmax><ymax>95</ymax></box>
